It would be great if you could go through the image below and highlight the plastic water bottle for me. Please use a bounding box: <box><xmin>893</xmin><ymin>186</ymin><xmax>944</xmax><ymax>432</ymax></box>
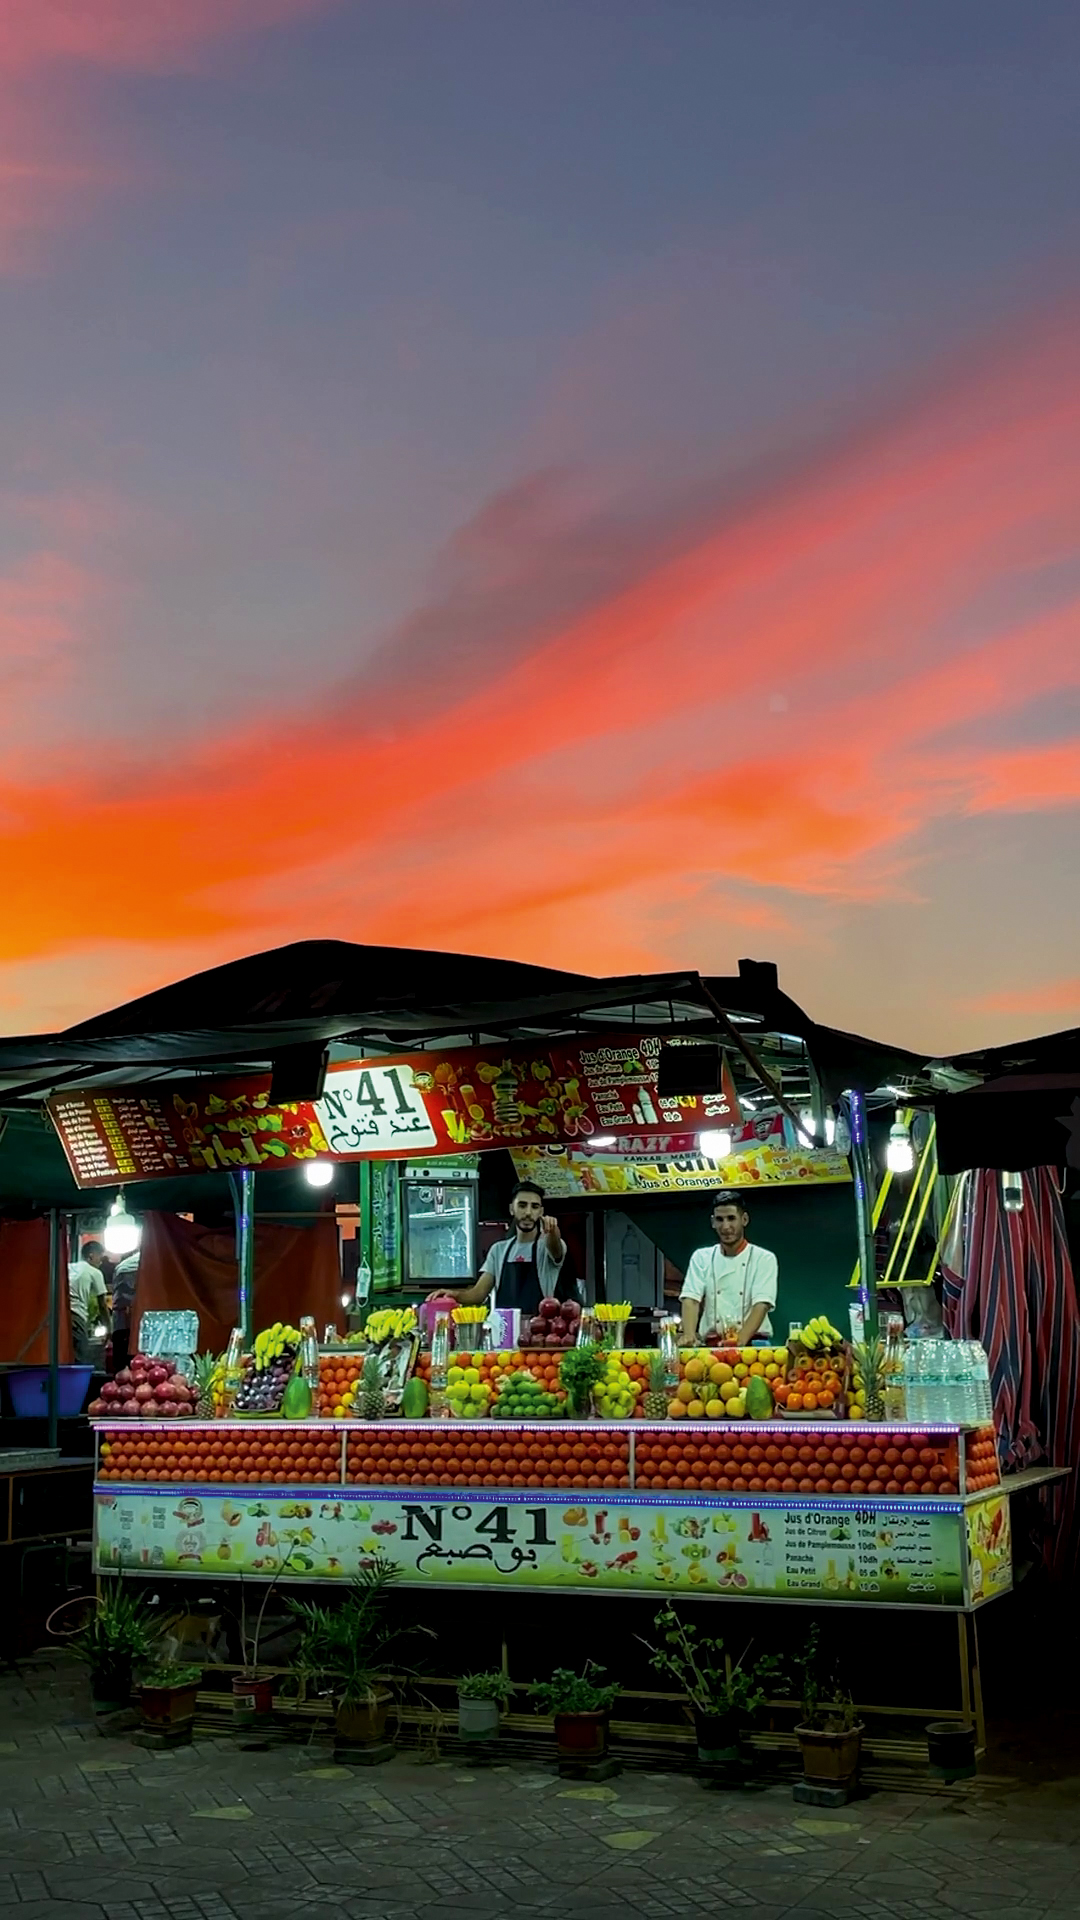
<box><xmin>902</xmin><ymin>1344</ymin><xmax>925</xmax><ymax>1424</ymax></box>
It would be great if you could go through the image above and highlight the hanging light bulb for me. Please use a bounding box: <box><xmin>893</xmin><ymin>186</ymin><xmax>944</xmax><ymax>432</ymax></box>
<box><xmin>886</xmin><ymin>1114</ymin><xmax>914</xmax><ymax>1174</ymax></box>
<box><xmin>1001</xmin><ymin>1171</ymin><xmax>1024</xmax><ymax>1213</ymax></box>
<box><xmin>304</xmin><ymin>1160</ymin><xmax>334</xmax><ymax>1188</ymax></box>
<box><xmin>698</xmin><ymin>1129</ymin><xmax>732</xmax><ymax>1163</ymax></box>
<box><xmin>103</xmin><ymin>1191</ymin><xmax>140</xmax><ymax>1257</ymax></box>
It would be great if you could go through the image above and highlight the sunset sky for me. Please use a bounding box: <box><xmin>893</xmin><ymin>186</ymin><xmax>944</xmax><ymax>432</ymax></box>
<box><xmin>2</xmin><ymin>2</ymin><xmax>1079</xmax><ymax>1053</ymax></box>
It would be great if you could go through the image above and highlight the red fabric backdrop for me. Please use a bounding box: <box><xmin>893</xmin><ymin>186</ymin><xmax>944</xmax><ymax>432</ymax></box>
<box><xmin>0</xmin><ymin>1218</ymin><xmax>74</xmax><ymax>1365</ymax></box>
<box><xmin>135</xmin><ymin>1211</ymin><xmax>344</xmax><ymax>1355</ymax></box>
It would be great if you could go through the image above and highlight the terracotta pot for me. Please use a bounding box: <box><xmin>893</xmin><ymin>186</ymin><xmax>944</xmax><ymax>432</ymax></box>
<box><xmin>232</xmin><ymin>1672</ymin><xmax>274</xmax><ymax>1723</ymax></box>
<box><xmin>795</xmin><ymin>1722</ymin><xmax>864</xmax><ymax>1783</ymax></box>
<box><xmin>141</xmin><ymin>1678</ymin><xmax>200</xmax><ymax>1726</ymax></box>
<box><xmin>458</xmin><ymin>1695</ymin><xmax>500</xmax><ymax>1740</ymax></box>
<box><xmin>336</xmin><ymin>1689</ymin><xmax>391</xmax><ymax>1745</ymax></box>
<box><xmin>553</xmin><ymin>1710</ymin><xmax>609</xmax><ymax>1759</ymax></box>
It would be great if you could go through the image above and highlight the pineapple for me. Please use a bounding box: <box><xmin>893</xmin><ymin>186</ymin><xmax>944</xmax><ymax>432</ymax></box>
<box><xmin>193</xmin><ymin>1351</ymin><xmax>222</xmax><ymax>1418</ymax></box>
<box><xmin>360</xmin><ymin>1352</ymin><xmax>386</xmax><ymax>1420</ymax></box>
<box><xmin>642</xmin><ymin>1351</ymin><xmax>671</xmax><ymax>1420</ymax></box>
<box><xmin>853</xmin><ymin>1337</ymin><xmax>885</xmax><ymax>1419</ymax></box>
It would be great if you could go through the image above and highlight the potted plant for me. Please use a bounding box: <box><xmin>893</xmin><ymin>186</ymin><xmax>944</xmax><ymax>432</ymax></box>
<box><xmin>457</xmin><ymin>1670</ymin><xmax>514</xmax><ymax>1741</ymax></box>
<box><xmin>641</xmin><ymin>1604</ymin><xmax>784</xmax><ymax>1763</ymax></box>
<box><xmin>531</xmin><ymin>1661</ymin><xmax>620</xmax><ymax>1761</ymax></box>
<box><xmin>793</xmin><ymin>1625</ymin><xmax>863</xmax><ymax>1784</ymax></box>
<box><xmin>140</xmin><ymin>1663</ymin><xmax>203</xmax><ymax>1728</ymax></box>
<box><xmin>53</xmin><ymin>1580</ymin><xmax>159</xmax><ymax>1713</ymax></box>
<box><xmin>233</xmin><ymin>1543</ymin><xmax>303</xmax><ymax>1722</ymax></box>
<box><xmin>287</xmin><ymin>1559</ymin><xmax>421</xmax><ymax>1747</ymax></box>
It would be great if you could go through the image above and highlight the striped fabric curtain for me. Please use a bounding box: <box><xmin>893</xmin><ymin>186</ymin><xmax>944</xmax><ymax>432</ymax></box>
<box><xmin>941</xmin><ymin>1168</ymin><xmax>1080</xmax><ymax>1576</ymax></box>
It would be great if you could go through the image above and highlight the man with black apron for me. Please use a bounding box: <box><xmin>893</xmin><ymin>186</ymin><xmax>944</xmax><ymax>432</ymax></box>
<box><xmin>429</xmin><ymin>1181</ymin><xmax>568</xmax><ymax>1317</ymax></box>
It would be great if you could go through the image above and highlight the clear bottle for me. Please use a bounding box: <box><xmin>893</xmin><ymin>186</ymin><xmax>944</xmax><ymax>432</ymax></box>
<box><xmin>299</xmin><ymin>1315</ymin><xmax>320</xmax><ymax>1394</ymax></box>
<box><xmin>222</xmin><ymin>1326</ymin><xmax>245</xmax><ymax>1414</ymax></box>
<box><xmin>658</xmin><ymin>1316</ymin><xmax>680</xmax><ymax>1392</ymax></box>
<box><xmin>429</xmin><ymin>1309</ymin><xmax>450</xmax><ymax>1416</ymax></box>
<box><xmin>882</xmin><ymin>1313</ymin><xmax>906</xmax><ymax>1420</ymax></box>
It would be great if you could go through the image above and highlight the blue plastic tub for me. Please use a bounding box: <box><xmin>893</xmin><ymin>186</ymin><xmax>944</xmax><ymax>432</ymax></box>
<box><xmin>7</xmin><ymin>1366</ymin><xmax>94</xmax><ymax>1418</ymax></box>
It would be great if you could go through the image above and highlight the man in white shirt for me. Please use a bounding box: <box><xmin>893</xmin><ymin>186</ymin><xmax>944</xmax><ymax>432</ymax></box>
<box><xmin>68</xmin><ymin>1239</ymin><xmax>110</xmax><ymax>1365</ymax></box>
<box><xmin>680</xmin><ymin>1191</ymin><xmax>778</xmax><ymax>1345</ymax></box>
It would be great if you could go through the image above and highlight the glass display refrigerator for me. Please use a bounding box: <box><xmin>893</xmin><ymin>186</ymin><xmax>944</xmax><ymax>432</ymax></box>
<box><xmin>401</xmin><ymin>1167</ymin><xmax>478</xmax><ymax>1290</ymax></box>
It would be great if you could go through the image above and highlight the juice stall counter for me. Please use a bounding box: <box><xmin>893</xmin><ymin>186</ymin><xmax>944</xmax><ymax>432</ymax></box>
<box><xmin>91</xmin><ymin>1416</ymin><xmax>1027</xmax><ymax>1613</ymax></box>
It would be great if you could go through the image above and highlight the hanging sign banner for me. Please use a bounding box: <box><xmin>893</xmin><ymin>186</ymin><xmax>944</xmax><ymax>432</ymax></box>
<box><xmin>511</xmin><ymin>1114</ymin><xmax>852</xmax><ymax>1196</ymax></box>
<box><xmin>47</xmin><ymin>1036</ymin><xmax>742</xmax><ymax>1187</ymax></box>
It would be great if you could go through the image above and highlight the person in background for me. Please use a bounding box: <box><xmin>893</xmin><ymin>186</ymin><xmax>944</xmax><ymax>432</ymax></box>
<box><xmin>109</xmin><ymin>1250</ymin><xmax>139</xmax><ymax>1376</ymax></box>
<box><xmin>680</xmin><ymin>1190</ymin><xmax>778</xmax><ymax>1345</ymax></box>
<box><xmin>69</xmin><ymin>1239</ymin><xmax>109</xmax><ymax>1366</ymax></box>
<box><xmin>428</xmin><ymin>1181</ymin><xmax>569</xmax><ymax>1317</ymax></box>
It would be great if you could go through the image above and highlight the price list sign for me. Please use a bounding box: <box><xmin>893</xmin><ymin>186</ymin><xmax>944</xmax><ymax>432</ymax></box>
<box><xmin>49</xmin><ymin>1092</ymin><xmax>198</xmax><ymax>1187</ymax></box>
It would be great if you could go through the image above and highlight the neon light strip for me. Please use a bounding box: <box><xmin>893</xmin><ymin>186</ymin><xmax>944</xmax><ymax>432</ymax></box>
<box><xmin>92</xmin><ymin>1480</ymin><xmax>966</xmax><ymax>1515</ymax></box>
<box><xmin>91</xmin><ymin>1419</ymin><xmax>963</xmax><ymax>1435</ymax></box>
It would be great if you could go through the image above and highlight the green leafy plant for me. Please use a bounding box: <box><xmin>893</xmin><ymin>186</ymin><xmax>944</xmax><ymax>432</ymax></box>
<box><xmin>457</xmin><ymin>1670</ymin><xmax>515</xmax><ymax>1704</ymax></box>
<box><xmin>287</xmin><ymin>1559</ymin><xmax>428</xmax><ymax>1710</ymax></box>
<box><xmin>141</xmin><ymin>1663</ymin><xmax>203</xmax><ymax>1688</ymax></box>
<box><xmin>64</xmin><ymin>1581</ymin><xmax>159</xmax><ymax>1683</ymax></box>
<box><xmin>558</xmin><ymin>1342</ymin><xmax>606</xmax><ymax>1411</ymax></box>
<box><xmin>531</xmin><ymin>1660</ymin><xmax>619</xmax><ymax>1717</ymax></box>
<box><xmin>641</xmin><ymin>1605</ymin><xmax>783</xmax><ymax>1720</ymax></box>
<box><xmin>792</xmin><ymin>1625</ymin><xmax>858</xmax><ymax>1732</ymax></box>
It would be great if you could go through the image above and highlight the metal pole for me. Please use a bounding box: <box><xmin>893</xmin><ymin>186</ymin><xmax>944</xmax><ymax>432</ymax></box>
<box><xmin>848</xmin><ymin>1090</ymin><xmax>879</xmax><ymax>1341</ymax></box>
<box><xmin>231</xmin><ymin>1169</ymin><xmax>255</xmax><ymax>1345</ymax></box>
<box><xmin>47</xmin><ymin>1209</ymin><xmax>63</xmax><ymax>1450</ymax></box>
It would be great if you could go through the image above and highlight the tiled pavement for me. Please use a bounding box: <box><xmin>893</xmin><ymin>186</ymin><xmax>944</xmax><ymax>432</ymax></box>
<box><xmin>3</xmin><ymin>1660</ymin><xmax>1080</xmax><ymax>1920</ymax></box>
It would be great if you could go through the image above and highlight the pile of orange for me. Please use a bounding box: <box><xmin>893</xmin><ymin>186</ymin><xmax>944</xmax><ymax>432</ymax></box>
<box><xmin>773</xmin><ymin>1363</ymin><xmax>845</xmax><ymax>1412</ymax></box>
<box><xmin>317</xmin><ymin>1352</ymin><xmax>364</xmax><ymax>1416</ymax></box>
<box><xmin>346</xmin><ymin>1426</ymin><xmax>629</xmax><ymax>1489</ymax></box>
<box><xmin>98</xmin><ymin>1428</ymin><xmax>342</xmax><ymax>1485</ymax></box>
<box><xmin>633</xmin><ymin>1428</ymin><xmax>958</xmax><ymax>1496</ymax></box>
<box><xmin>965</xmin><ymin>1426</ymin><xmax>1001</xmax><ymax>1492</ymax></box>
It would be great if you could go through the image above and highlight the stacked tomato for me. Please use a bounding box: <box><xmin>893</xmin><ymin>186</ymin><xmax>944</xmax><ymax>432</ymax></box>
<box><xmin>97</xmin><ymin>1427</ymin><xmax>342</xmax><ymax>1485</ymax></box>
<box><xmin>346</xmin><ymin>1424</ymin><xmax>629</xmax><ymax>1489</ymax></box>
<box><xmin>632</xmin><ymin>1426</ymin><xmax>958</xmax><ymax>1495</ymax></box>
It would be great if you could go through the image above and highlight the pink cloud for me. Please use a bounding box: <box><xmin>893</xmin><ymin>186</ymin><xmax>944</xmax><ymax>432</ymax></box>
<box><xmin>0</xmin><ymin>1</ymin><xmax>338</xmax><ymax>269</ymax></box>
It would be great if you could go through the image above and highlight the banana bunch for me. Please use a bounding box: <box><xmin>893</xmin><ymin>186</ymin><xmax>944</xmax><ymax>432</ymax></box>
<box><xmin>364</xmin><ymin>1305</ymin><xmax>418</xmax><ymax>1344</ymax></box>
<box><xmin>253</xmin><ymin>1321</ymin><xmax>302</xmax><ymax>1371</ymax></box>
<box><xmin>799</xmin><ymin>1314</ymin><xmax>844</xmax><ymax>1352</ymax></box>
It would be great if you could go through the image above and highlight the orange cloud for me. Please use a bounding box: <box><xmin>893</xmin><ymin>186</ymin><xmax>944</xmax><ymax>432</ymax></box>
<box><xmin>1</xmin><ymin>313</ymin><xmax>1080</xmax><ymax>1034</ymax></box>
<box><xmin>972</xmin><ymin>979</ymin><xmax>1080</xmax><ymax>1018</ymax></box>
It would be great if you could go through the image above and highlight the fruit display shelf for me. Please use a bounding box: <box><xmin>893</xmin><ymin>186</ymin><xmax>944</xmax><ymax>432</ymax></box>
<box><xmin>90</xmin><ymin>1416</ymin><xmax>1042</xmax><ymax>1614</ymax></box>
<box><xmin>92</xmin><ymin>1417</ymin><xmax>998</xmax><ymax>1496</ymax></box>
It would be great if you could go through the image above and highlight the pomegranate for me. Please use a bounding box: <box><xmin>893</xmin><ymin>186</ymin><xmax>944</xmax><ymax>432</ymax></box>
<box><xmin>147</xmin><ymin>1363</ymin><xmax>170</xmax><ymax>1388</ymax></box>
<box><xmin>141</xmin><ymin>1399</ymin><xmax>160</xmax><ymax>1417</ymax></box>
<box><xmin>120</xmin><ymin>1397</ymin><xmax>141</xmax><ymax>1416</ymax></box>
<box><xmin>538</xmin><ymin>1297</ymin><xmax>561</xmax><ymax>1319</ymax></box>
<box><xmin>115</xmin><ymin>1368</ymin><xmax>133</xmax><ymax>1388</ymax></box>
<box><xmin>134</xmin><ymin>1382</ymin><xmax>154</xmax><ymax>1403</ymax></box>
<box><xmin>156</xmin><ymin>1400</ymin><xmax>178</xmax><ymax>1418</ymax></box>
<box><xmin>87</xmin><ymin>1398</ymin><xmax>108</xmax><ymax>1417</ymax></box>
<box><xmin>99</xmin><ymin>1380</ymin><xmax>120</xmax><ymax>1402</ymax></box>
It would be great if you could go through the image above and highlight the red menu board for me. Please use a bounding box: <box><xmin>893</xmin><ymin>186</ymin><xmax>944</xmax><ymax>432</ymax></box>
<box><xmin>48</xmin><ymin>1037</ymin><xmax>741</xmax><ymax>1187</ymax></box>
<box><xmin>47</xmin><ymin>1081</ymin><xmax>328</xmax><ymax>1189</ymax></box>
